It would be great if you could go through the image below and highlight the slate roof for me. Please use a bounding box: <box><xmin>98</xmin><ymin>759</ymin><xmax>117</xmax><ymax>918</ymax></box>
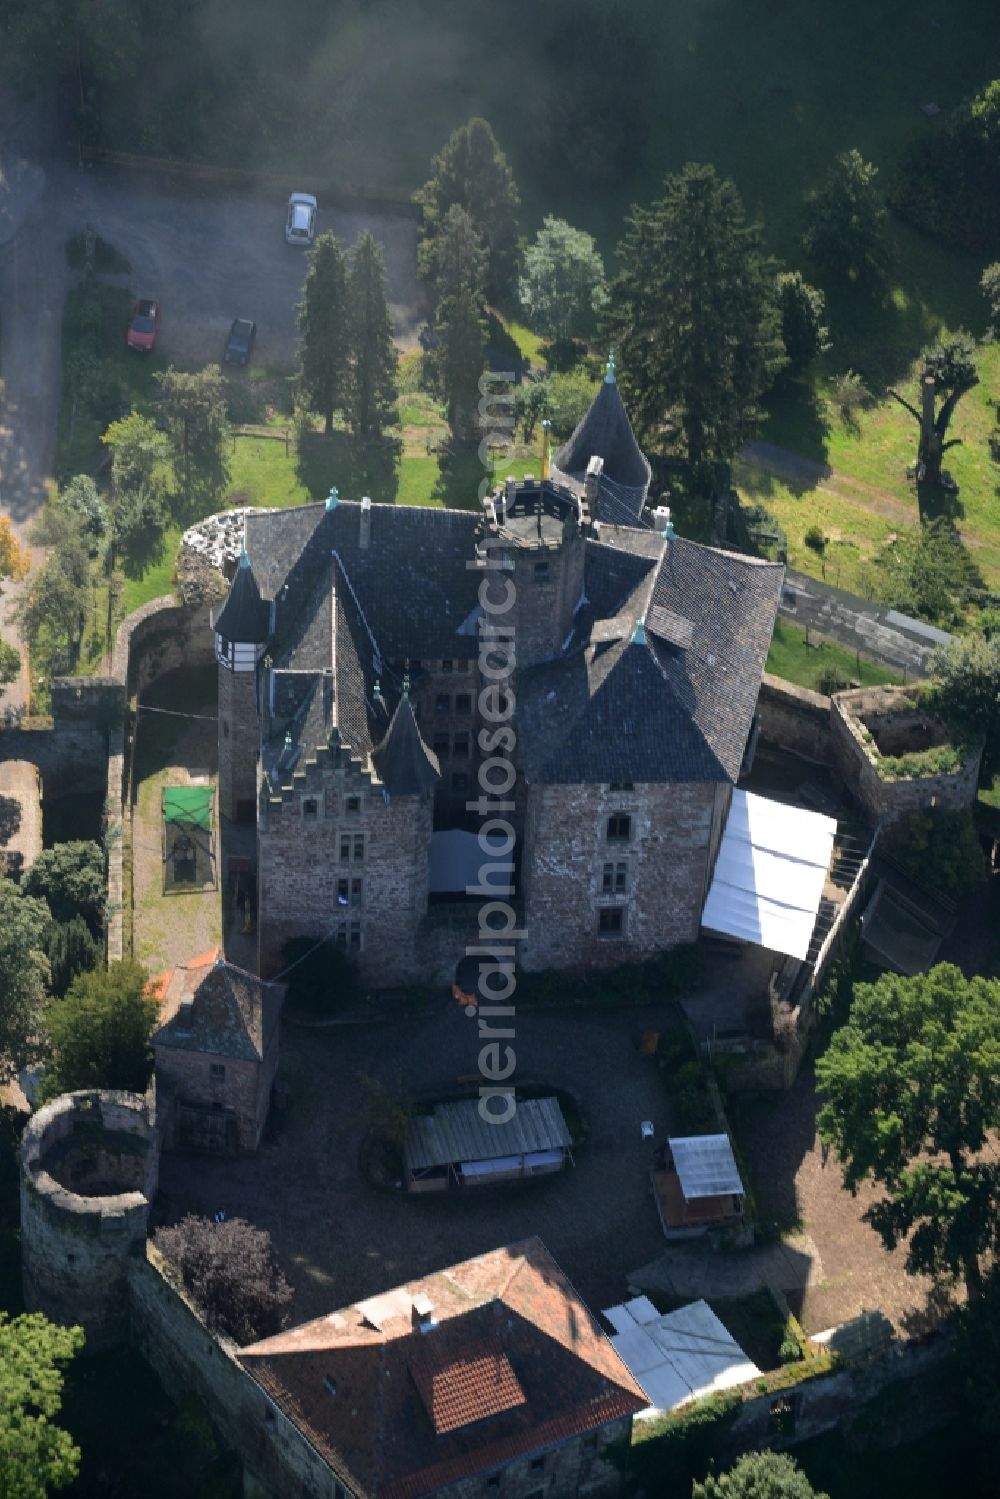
<box><xmin>372</xmin><ymin>695</ymin><xmax>440</xmax><ymax>797</ymax></box>
<box><xmin>518</xmin><ymin>537</ymin><xmax>783</xmax><ymax>784</ymax></box>
<box><xmin>151</xmin><ymin>952</ymin><xmax>283</xmax><ymax>1062</ymax></box>
<box><xmin>212</xmin><ymin>554</ymin><xmax>270</xmax><ymax>643</ymax></box>
<box><xmin>552</xmin><ymin>375</ymin><xmax>651</xmax><ymax>496</ymax></box>
<box><xmin>239</xmin><ymin>1238</ymin><xmax>645</xmax><ymax>1499</ymax></box>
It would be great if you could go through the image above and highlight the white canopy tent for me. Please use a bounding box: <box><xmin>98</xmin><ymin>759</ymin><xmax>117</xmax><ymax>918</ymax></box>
<box><xmin>603</xmin><ymin>1296</ymin><xmax>760</xmax><ymax>1416</ymax></box>
<box><xmin>701</xmin><ymin>789</ymin><xmax>837</xmax><ymax>961</ymax></box>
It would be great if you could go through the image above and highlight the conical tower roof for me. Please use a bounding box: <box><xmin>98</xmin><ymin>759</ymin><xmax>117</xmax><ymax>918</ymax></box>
<box><xmin>372</xmin><ymin>693</ymin><xmax>440</xmax><ymax>796</ymax></box>
<box><xmin>551</xmin><ymin>359</ymin><xmax>651</xmax><ymax>492</ymax></box>
<box><xmin>212</xmin><ymin>549</ymin><xmax>271</xmax><ymax>644</ymax></box>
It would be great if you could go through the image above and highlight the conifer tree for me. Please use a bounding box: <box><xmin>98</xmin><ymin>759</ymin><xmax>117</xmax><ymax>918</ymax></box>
<box><xmin>416</xmin><ymin>118</ymin><xmax>520</xmax><ymax>303</ymax></box>
<box><xmin>432</xmin><ymin>206</ymin><xmax>488</xmax><ymax>441</ymax></box>
<box><xmin>345</xmin><ymin>233</ymin><xmax>399</xmax><ymax>442</ymax></box>
<box><xmin>297</xmin><ymin>232</ymin><xmax>349</xmax><ymax>435</ymax></box>
<box><xmin>606</xmin><ymin>162</ymin><xmax>786</xmax><ymax>470</ymax></box>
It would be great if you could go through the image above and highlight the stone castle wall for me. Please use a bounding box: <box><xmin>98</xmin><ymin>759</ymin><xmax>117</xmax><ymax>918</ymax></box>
<box><xmin>756</xmin><ymin>674</ymin><xmax>832</xmax><ymax>764</ymax></box>
<box><xmin>520</xmin><ymin>780</ymin><xmax>728</xmax><ymax>972</ymax></box>
<box><xmin>19</xmin><ymin>1091</ymin><xmax>158</xmax><ymax>1353</ymax></box>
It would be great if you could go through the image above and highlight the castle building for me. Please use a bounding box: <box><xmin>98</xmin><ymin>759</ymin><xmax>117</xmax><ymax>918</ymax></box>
<box><xmin>239</xmin><ymin>1236</ymin><xmax>646</xmax><ymax>1499</ymax></box>
<box><xmin>208</xmin><ymin>368</ymin><xmax>783</xmax><ymax>986</ymax></box>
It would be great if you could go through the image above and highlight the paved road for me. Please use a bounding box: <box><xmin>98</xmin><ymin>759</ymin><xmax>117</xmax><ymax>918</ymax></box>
<box><xmin>0</xmin><ymin>110</ymin><xmax>423</xmax><ymax>710</ymax></box>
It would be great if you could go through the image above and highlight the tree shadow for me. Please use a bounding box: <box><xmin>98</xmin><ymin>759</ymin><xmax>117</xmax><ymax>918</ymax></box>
<box><xmin>295</xmin><ymin>431</ymin><xmax>401</xmax><ymax>504</ymax></box>
<box><xmin>431</xmin><ymin>444</ymin><xmax>485</xmax><ymax>512</ymax></box>
<box><xmin>763</xmin><ymin>377</ymin><xmax>831</xmax><ymax>464</ymax></box>
<box><xmin>917</xmin><ymin>477</ymin><xmax>965</xmax><ymax>524</ymax></box>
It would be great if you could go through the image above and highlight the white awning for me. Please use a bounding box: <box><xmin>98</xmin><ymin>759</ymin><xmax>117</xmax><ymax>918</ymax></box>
<box><xmin>701</xmin><ymin>788</ymin><xmax>836</xmax><ymax>961</ymax></box>
<box><xmin>669</xmin><ymin>1134</ymin><xmax>744</xmax><ymax>1201</ymax></box>
<box><xmin>603</xmin><ymin>1297</ymin><xmax>760</xmax><ymax>1416</ymax></box>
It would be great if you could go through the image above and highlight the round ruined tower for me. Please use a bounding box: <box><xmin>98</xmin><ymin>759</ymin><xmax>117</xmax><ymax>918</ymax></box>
<box><xmin>19</xmin><ymin>1090</ymin><xmax>159</xmax><ymax>1352</ymax></box>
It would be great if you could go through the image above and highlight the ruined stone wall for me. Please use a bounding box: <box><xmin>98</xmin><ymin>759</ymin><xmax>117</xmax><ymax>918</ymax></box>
<box><xmin>20</xmin><ymin>1091</ymin><xmax>158</xmax><ymax>1352</ymax></box>
<box><xmin>129</xmin><ymin>1247</ymin><xmax>353</xmax><ymax>1499</ymax></box>
<box><xmin>756</xmin><ymin>674</ymin><xmax>832</xmax><ymax>763</ymax></box>
<box><xmin>257</xmin><ymin>743</ymin><xmax>433</xmax><ymax>986</ymax></box>
<box><xmin>111</xmin><ymin>596</ymin><xmax>215</xmax><ymax>700</ymax></box>
<box><xmin>437</xmin><ymin>1417</ymin><xmax>632</xmax><ymax>1499</ymax></box>
<box><xmin>830</xmin><ymin>687</ymin><xmax>982</xmax><ymax>828</ymax></box>
<box><xmin>520</xmin><ymin>781</ymin><xmax>724</xmax><ymax>972</ymax></box>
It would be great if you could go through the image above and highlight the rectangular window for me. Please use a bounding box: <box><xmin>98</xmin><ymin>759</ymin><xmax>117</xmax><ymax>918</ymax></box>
<box><xmin>606</xmin><ymin>812</ymin><xmax>631</xmax><ymax>842</ymax></box>
<box><xmin>530</xmin><ymin>1457</ymin><xmax>545</xmax><ymax>1472</ymax></box>
<box><xmin>351</xmin><ymin>878</ymin><xmax>363</xmax><ymax>906</ymax></box>
<box><xmin>602</xmin><ymin>862</ymin><xmax>614</xmax><ymax>894</ymax></box>
<box><xmin>433</xmin><ymin>734</ymin><xmax>450</xmax><ymax>759</ymax></box>
<box><xmin>441</xmin><ymin>659</ymin><xmax>454</xmax><ymax>673</ymax></box>
<box><xmin>598</xmin><ymin>907</ymin><xmax>625</xmax><ymax>936</ymax></box>
<box><xmin>340</xmin><ymin>835</ymin><xmax>351</xmax><ymax>863</ymax></box>
<box><xmin>533</xmin><ymin>560</ymin><xmax>550</xmax><ymax>581</ymax></box>
<box><xmin>609</xmin><ymin>781</ymin><xmax>634</xmax><ymax>792</ymax></box>
<box><xmin>345</xmin><ymin>795</ymin><xmax>360</xmax><ymax>813</ymax></box>
<box><xmin>302</xmin><ymin>797</ymin><xmax>318</xmax><ymax>819</ymax></box>
<box><xmin>452</xmin><ymin>732</ymin><xmax>469</xmax><ymax>758</ymax></box>
<box><xmin>337</xmin><ymin>877</ymin><xmax>350</xmax><ymax>907</ymax></box>
<box><xmin>435</xmin><ymin>693</ymin><xmax>450</xmax><ymax>714</ymax></box>
<box><xmin>455</xmin><ymin>693</ymin><xmax>472</xmax><ymax>714</ymax></box>
<box><xmin>209</xmin><ymin>1063</ymin><xmax>226</xmax><ymax>1082</ymax></box>
<box><xmin>615</xmin><ymin>861</ymin><xmax>627</xmax><ymax>893</ymax></box>
<box><xmin>349</xmin><ymin>922</ymin><xmax>362</xmax><ymax>951</ymax></box>
<box><xmin>353</xmin><ymin>834</ymin><xmax>364</xmax><ymax>862</ymax></box>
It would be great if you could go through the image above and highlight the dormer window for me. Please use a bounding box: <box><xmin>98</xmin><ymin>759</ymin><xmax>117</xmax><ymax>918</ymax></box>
<box><xmin>606</xmin><ymin>813</ymin><xmax>631</xmax><ymax>842</ymax></box>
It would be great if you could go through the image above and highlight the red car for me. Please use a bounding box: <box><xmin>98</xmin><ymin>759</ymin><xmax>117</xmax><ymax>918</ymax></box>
<box><xmin>127</xmin><ymin>298</ymin><xmax>160</xmax><ymax>352</ymax></box>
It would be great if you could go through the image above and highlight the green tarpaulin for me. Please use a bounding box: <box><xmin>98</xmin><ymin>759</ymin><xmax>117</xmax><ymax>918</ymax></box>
<box><xmin>162</xmin><ymin>786</ymin><xmax>214</xmax><ymax>831</ymax></box>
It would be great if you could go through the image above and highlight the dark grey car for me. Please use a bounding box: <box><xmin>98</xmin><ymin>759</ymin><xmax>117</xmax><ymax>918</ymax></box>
<box><xmin>224</xmin><ymin>318</ymin><xmax>257</xmax><ymax>366</ymax></box>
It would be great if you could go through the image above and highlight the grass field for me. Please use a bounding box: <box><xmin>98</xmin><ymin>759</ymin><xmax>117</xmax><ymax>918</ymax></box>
<box><xmin>765</xmin><ymin>619</ymin><xmax>902</xmax><ymax>692</ymax></box>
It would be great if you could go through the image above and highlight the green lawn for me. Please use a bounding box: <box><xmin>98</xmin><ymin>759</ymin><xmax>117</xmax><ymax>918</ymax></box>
<box><xmin>765</xmin><ymin>618</ymin><xmax>903</xmax><ymax>692</ymax></box>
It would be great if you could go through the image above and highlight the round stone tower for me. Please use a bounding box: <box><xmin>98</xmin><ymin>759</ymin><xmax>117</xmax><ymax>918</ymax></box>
<box><xmin>214</xmin><ymin>545</ymin><xmax>271</xmax><ymax>822</ymax></box>
<box><xmin>19</xmin><ymin>1091</ymin><xmax>159</xmax><ymax>1352</ymax></box>
<box><xmin>481</xmin><ymin>479</ymin><xmax>586</xmax><ymax>669</ymax></box>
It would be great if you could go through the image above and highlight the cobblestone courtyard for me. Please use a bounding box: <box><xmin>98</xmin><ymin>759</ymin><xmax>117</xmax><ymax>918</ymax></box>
<box><xmin>157</xmin><ymin>1004</ymin><xmax>674</xmax><ymax>1321</ymax></box>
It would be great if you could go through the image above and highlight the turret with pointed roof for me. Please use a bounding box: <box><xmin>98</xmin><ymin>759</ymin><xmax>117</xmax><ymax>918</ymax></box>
<box><xmin>550</xmin><ymin>354</ymin><xmax>652</xmax><ymax>526</ymax></box>
<box><xmin>212</xmin><ymin>547</ymin><xmax>271</xmax><ymax>647</ymax></box>
<box><xmin>372</xmin><ymin>686</ymin><xmax>440</xmax><ymax>797</ymax></box>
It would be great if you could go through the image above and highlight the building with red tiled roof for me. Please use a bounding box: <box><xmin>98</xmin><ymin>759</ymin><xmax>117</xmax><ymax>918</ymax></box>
<box><xmin>150</xmin><ymin>949</ymin><xmax>283</xmax><ymax>1152</ymax></box>
<box><xmin>239</xmin><ymin>1237</ymin><xmax>645</xmax><ymax>1499</ymax></box>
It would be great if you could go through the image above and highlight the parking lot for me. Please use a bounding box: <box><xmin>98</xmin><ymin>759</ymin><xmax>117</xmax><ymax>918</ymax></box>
<box><xmin>60</xmin><ymin>162</ymin><xmax>424</xmax><ymax>368</ymax></box>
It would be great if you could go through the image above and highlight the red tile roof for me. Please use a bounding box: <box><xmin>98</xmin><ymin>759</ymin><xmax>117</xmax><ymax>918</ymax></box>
<box><xmin>239</xmin><ymin>1237</ymin><xmax>645</xmax><ymax>1499</ymax></box>
<box><xmin>408</xmin><ymin>1336</ymin><xmax>527</xmax><ymax>1434</ymax></box>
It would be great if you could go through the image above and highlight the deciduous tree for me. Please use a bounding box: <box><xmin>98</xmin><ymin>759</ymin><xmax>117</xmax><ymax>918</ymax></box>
<box><xmin>297</xmin><ymin>232</ymin><xmax>349</xmax><ymax>435</ymax></box>
<box><xmin>606</xmin><ymin>163</ymin><xmax>786</xmax><ymax>469</ymax></box>
<box><xmin>42</xmin><ymin>961</ymin><xmax>157</xmax><ymax>1098</ymax></box>
<box><xmin>982</xmin><ymin>262</ymin><xmax>1000</xmax><ymax>338</ymax></box>
<box><xmin>694</xmin><ymin>1452</ymin><xmax>826</xmax><ymax>1499</ymax></box>
<box><xmin>0</xmin><ymin>1312</ymin><xmax>83</xmax><ymax>1499</ymax></box>
<box><xmin>0</xmin><ymin>878</ymin><xmax>52</xmax><ymax>1074</ymax></box>
<box><xmin>519</xmin><ymin>217</ymin><xmax>608</xmax><ymax>346</ymax></box>
<box><xmin>15</xmin><ymin>528</ymin><xmax>89</xmax><ymax>673</ymax></box>
<box><xmin>23</xmin><ymin>840</ymin><xmax>105</xmax><ymax>931</ymax></box>
<box><xmin>416</xmin><ymin>118</ymin><xmax>520</xmax><ymax>303</ymax></box>
<box><xmin>153</xmin><ymin>1215</ymin><xmax>293</xmax><ymax>1343</ymax></box>
<box><xmin>887</xmin><ymin>336</ymin><xmax>979</xmax><ymax>489</ymax></box>
<box><xmin>802</xmin><ymin>149</ymin><xmax>892</xmax><ymax>289</ymax></box>
<box><xmin>57</xmin><ymin>475</ymin><xmax>108</xmax><ymax>553</ymax></box>
<box><xmin>929</xmin><ymin>630</ymin><xmax>1000</xmax><ymax>776</ymax></box>
<box><xmin>155</xmin><ymin>367</ymin><xmax>231</xmax><ymax>523</ymax></box>
<box><xmin>817</xmin><ymin>964</ymin><xmax>1000</xmax><ymax>1299</ymax></box>
<box><xmin>345</xmin><ymin>232</ymin><xmax>399</xmax><ymax>443</ymax></box>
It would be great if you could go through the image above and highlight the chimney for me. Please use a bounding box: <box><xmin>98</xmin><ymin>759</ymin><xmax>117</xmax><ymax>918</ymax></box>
<box><xmin>592</xmin><ymin>519</ymin><xmax>602</xmax><ymax>542</ymax></box>
<box><xmin>360</xmin><ymin>495</ymin><xmax>371</xmax><ymax>549</ymax></box>
<box><xmin>585</xmin><ymin>455</ymin><xmax>604</xmax><ymax>508</ymax></box>
<box><xmin>412</xmin><ymin>1293</ymin><xmax>436</xmax><ymax>1331</ymax></box>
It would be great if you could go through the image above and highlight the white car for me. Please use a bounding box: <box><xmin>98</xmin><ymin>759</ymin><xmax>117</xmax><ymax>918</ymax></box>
<box><xmin>285</xmin><ymin>192</ymin><xmax>317</xmax><ymax>246</ymax></box>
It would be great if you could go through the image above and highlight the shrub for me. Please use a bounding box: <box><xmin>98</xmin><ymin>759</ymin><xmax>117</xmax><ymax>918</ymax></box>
<box><xmin>891</xmin><ymin>79</ymin><xmax>1000</xmax><ymax>255</ymax></box>
<box><xmin>42</xmin><ymin>962</ymin><xmax>157</xmax><ymax>1098</ymax></box>
<box><xmin>832</xmin><ymin>368</ymin><xmax>870</xmax><ymax>423</ymax></box>
<box><xmin>153</xmin><ymin>1216</ymin><xmax>293</xmax><ymax>1344</ymax></box>
<box><xmin>816</xmin><ymin>666</ymin><xmax>849</xmax><ymax>696</ymax></box>
<box><xmin>876</xmin><ymin>744</ymin><xmax>963</xmax><ymax>781</ymax></box>
<box><xmin>883</xmin><ymin>808</ymin><xmax>985</xmax><ymax>898</ymax></box>
<box><xmin>22</xmin><ymin>840</ymin><xmax>105</xmax><ymax>932</ymax></box>
<box><xmin>44</xmin><ymin>916</ymin><xmax>101</xmax><ymax>999</ymax></box>
<box><xmin>631</xmin><ymin>1391</ymin><xmax>741</xmax><ymax>1494</ymax></box>
<box><xmin>804</xmin><ymin>524</ymin><xmax>826</xmax><ymax>553</ymax></box>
